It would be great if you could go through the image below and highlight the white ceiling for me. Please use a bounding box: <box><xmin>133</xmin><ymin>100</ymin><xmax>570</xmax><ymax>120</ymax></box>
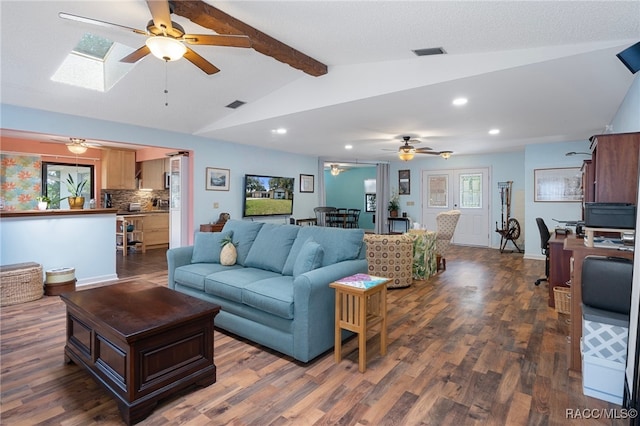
<box><xmin>1</xmin><ymin>1</ymin><xmax>639</xmax><ymax>161</ymax></box>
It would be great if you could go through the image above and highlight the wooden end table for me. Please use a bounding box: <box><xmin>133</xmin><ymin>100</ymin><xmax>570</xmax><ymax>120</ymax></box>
<box><xmin>330</xmin><ymin>275</ymin><xmax>390</xmax><ymax>372</ymax></box>
<box><xmin>61</xmin><ymin>283</ymin><xmax>220</xmax><ymax>425</ymax></box>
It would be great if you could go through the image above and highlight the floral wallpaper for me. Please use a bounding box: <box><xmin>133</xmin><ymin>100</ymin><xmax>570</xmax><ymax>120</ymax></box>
<box><xmin>0</xmin><ymin>154</ymin><xmax>42</xmax><ymax>211</ymax></box>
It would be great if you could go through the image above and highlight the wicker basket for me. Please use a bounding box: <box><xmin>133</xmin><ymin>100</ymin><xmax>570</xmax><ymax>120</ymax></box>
<box><xmin>0</xmin><ymin>262</ymin><xmax>43</xmax><ymax>306</ymax></box>
<box><xmin>554</xmin><ymin>286</ymin><xmax>571</xmax><ymax>314</ymax></box>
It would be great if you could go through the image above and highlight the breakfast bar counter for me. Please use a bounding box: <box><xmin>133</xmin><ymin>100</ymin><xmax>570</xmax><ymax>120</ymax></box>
<box><xmin>0</xmin><ymin>209</ymin><xmax>119</xmax><ymax>285</ymax></box>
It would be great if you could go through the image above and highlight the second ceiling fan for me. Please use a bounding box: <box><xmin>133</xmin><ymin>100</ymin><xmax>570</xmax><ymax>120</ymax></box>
<box><xmin>59</xmin><ymin>0</ymin><xmax>252</xmax><ymax>75</ymax></box>
<box><xmin>393</xmin><ymin>136</ymin><xmax>453</xmax><ymax>161</ymax></box>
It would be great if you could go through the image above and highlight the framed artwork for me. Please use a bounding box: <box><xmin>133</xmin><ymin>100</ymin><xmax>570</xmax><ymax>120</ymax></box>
<box><xmin>534</xmin><ymin>167</ymin><xmax>582</xmax><ymax>202</ymax></box>
<box><xmin>205</xmin><ymin>167</ymin><xmax>230</xmax><ymax>191</ymax></box>
<box><xmin>300</xmin><ymin>174</ymin><xmax>314</xmax><ymax>193</ymax></box>
<box><xmin>365</xmin><ymin>193</ymin><xmax>376</xmax><ymax>212</ymax></box>
<box><xmin>399</xmin><ymin>169</ymin><xmax>410</xmax><ymax>195</ymax></box>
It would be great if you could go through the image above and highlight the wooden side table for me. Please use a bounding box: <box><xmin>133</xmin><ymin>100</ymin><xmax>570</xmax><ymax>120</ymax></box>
<box><xmin>330</xmin><ymin>275</ymin><xmax>390</xmax><ymax>372</ymax></box>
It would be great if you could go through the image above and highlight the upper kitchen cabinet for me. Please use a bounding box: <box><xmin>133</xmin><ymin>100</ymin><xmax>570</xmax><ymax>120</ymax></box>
<box><xmin>589</xmin><ymin>132</ymin><xmax>640</xmax><ymax>204</ymax></box>
<box><xmin>101</xmin><ymin>149</ymin><xmax>136</xmax><ymax>190</ymax></box>
<box><xmin>140</xmin><ymin>158</ymin><xmax>169</xmax><ymax>190</ymax></box>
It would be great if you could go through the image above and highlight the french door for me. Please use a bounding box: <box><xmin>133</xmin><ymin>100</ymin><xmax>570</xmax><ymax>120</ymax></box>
<box><xmin>421</xmin><ymin>167</ymin><xmax>490</xmax><ymax>247</ymax></box>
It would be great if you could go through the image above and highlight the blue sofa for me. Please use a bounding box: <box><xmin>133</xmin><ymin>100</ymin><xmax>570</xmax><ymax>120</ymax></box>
<box><xmin>167</xmin><ymin>219</ymin><xmax>367</xmax><ymax>362</ymax></box>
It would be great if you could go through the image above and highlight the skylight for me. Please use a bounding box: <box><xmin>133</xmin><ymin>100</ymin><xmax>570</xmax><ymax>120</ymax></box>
<box><xmin>51</xmin><ymin>33</ymin><xmax>135</xmax><ymax>92</ymax></box>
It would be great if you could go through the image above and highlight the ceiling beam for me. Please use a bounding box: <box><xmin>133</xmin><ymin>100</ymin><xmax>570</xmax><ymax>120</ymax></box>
<box><xmin>170</xmin><ymin>0</ymin><xmax>328</xmax><ymax>77</ymax></box>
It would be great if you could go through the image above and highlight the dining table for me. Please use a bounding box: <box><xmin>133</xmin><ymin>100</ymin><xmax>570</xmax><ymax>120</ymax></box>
<box><xmin>326</xmin><ymin>212</ymin><xmax>357</xmax><ymax>228</ymax></box>
<box><xmin>405</xmin><ymin>229</ymin><xmax>438</xmax><ymax>279</ymax></box>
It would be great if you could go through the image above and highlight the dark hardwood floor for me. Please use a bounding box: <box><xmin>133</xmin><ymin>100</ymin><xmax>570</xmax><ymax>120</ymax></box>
<box><xmin>115</xmin><ymin>247</ymin><xmax>168</xmax><ymax>278</ymax></box>
<box><xmin>1</xmin><ymin>245</ymin><xmax>628</xmax><ymax>425</ymax></box>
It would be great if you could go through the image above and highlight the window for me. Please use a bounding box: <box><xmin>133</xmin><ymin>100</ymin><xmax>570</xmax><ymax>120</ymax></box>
<box><xmin>42</xmin><ymin>162</ymin><xmax>94</xmax><ymax>209</ymax></box>
<box><xmin>459</xmin><ymin>173</ymin><xmax>482</xmax><ymax>208</ymax></box>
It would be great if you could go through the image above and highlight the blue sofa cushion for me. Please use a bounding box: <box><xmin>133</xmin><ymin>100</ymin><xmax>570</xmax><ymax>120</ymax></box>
<box><xmin>204</xmin><ymin>267</ymin><xmax>281</xmax><ymax>303</ymax></box>
<box><xmin>293</xmin><ymin>239</ymin><xmax>324</xmax><ymax>277</ymax></box>
<box><xmin>174</xmin><ymin>263</ymin><xmax>241</xmax><ymax>291</ymax></box>
<box><xmin>191</xmin><ymin>230</ymin><xmax>233</xmax><ymax>264</ymax></box>
<box><xmin>283</xmin><ymin>227</ymin><xmax>364</xmax><ymax>274</ymax></box>
<box><xmin>245</xmin><ymin>223</ymin><xmax>299</xmax><ymax>273</ymax></box>
<box><xmin>242</xmin><ymin>276</ymin><xmax>295</xmax><ymax>319</ymax></box>
<box><xmin>221</xmin><ymin>220</ymin><xmax>265</xmax><ymax>266</ymax></box>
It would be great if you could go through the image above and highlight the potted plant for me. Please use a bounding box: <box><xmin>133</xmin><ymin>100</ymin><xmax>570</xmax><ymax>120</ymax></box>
<box><xmin>64</xmin><ymin>175</ymin><xmax>87</xmax><ymax>209</ymax></box>
<box><xmin>388</xmin><ymin>191</ymin><xmax>400</xmax><ymax>217</ymax></box>
<box><xmin>36</xmin><ymin>195</ymin><xmax>50</xmax><ymax>211</ymax></box>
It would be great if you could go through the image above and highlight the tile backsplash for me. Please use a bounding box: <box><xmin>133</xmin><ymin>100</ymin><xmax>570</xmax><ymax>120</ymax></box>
<box><xmin>101</xmin><ymin>189</ymin><xmax>169</xmax><ymax>211</ymax></box>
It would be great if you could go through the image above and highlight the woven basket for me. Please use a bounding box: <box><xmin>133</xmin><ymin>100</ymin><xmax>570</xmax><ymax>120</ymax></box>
<box><xmin>554</xmin><ymin>286</ymin><xmax>571</xmax><ymax>314</ymax></box>
<box><xmin>0</xmin><ymin>262</ymin><xmax>43</xmax><ymax>306</ymax></box>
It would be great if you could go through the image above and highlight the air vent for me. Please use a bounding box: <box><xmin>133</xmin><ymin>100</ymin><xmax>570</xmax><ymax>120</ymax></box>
<box><xmin>412</xmin><ymin>47</ymin><xmax>447</xmax><ymax>57</ymax></box>
<box><xmin>226</xmin><ymin>100</ymin><xmax>246</xmax><ymax>109</ymax></box>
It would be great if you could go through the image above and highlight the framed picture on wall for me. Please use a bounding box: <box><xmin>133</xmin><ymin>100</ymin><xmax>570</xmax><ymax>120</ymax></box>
<box><xmin>399</xmin><ymin>169</ymin><xmax>410</xmax><ymax>195</ymax></box>
<box><xmin>534</xmin><ymin>167</ymin><xmax>582</xmax><ymax>202</ymax></box>
<box><xmin>300</xmin><ymin>174</ymin><xmax>314</xmax><ymax>193</ymax></box>
<box><xmin>205</xmin><ymin>167</ymin><xmax>230</xmax><ymax>191</ymax></box>
<box><xmin>365</xmin><ymin>193</ymin><xmax>376</xmax><ymax>212</ymax></box>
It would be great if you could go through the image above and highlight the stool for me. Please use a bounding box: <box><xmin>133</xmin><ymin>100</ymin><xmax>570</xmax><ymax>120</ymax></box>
<box><xmin>330</xmin><ymin>275</ymin><xmax>390</xmax><ymax>372</ymax></box>
<box><xmin>0</xmin><ymin>262</ymin><xmax>43</xmax><ymax>306</ymax></box>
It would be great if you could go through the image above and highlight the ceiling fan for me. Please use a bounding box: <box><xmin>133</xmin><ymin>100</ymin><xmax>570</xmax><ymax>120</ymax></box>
<box><xmin>59</xmin><ymin>1</ymin><xmax>252</xmax><ymax>75</ymax></box>
<box><xmin>44</xmin><ymin>137</ymin><xmax>102</xmax><ymax>154</ymax></box>
<box><xmin>387</xmin><ymin>136</ymin><xmax>453</xmax><ymax>161</ymax></box>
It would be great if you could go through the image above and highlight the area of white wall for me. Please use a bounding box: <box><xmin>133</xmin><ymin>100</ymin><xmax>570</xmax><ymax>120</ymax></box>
<box><xmin>610</xmin><ymin>74</ymin><xmax>640</xmax><ymax>133</ymax></box>
<box><xmin>1</xmin><ymin>105</ymin><xmax>320</xmax><ymax>229</ymax></box>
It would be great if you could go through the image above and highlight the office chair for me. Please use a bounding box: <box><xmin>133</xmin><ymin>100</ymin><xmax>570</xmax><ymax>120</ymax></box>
<box><xmin>535</xmin><ymin>217</ymin><xmax>551</xmax><ymax>286</ymax></box>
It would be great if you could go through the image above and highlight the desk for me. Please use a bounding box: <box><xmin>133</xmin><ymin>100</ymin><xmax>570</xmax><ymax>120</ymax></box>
<box><xmin>548</xmin><ymin>234</ymin><xmax>572</xmax><ymax>308</ymax></box>
<box><xmin>200</xmin><ymin>223</ymin><xmax>225</xmax><ymax>232</ymax></box>
<box><xmin>406</xmin><ymin>230</ymin><xmax>437</xmax><ymax>279</ymax></box>
<box><xmin>563</xmin><ymin>237</ymin><xmax>634</xmax><ymax>372</ymax></box>
<box><xmin>330</xmin><ymin>275</ymin><xmax>390</xmax><ymax>372</ymax></box>
<box><xmin>388</xmin><ymin>217</ymin><xmax>410</xmax><ymax>234</ymax></box>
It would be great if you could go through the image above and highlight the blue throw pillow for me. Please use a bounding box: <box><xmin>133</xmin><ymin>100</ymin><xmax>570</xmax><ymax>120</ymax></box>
<box><xmin>293</xmin><ymin>239</ymin><xmax>324</xmax><ymax>277</ymax></box>
<box><xmin>191</xmin><ymin>230</ymin><xmax>233</xmax><ymax>264</ymax></box>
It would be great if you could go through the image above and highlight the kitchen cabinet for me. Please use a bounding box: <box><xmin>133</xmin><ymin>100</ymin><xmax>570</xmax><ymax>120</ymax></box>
<box><xmin>144</xmin><ymin>214</ymin><xmax>169</xmax><ymax>248</ymax></box>
<box><xmin>589</xmin><ymin>132</ymin><xmax>640</xmax><ymax>204</ymax></box>
<box><xmin>102</xmin><ymin>149</ymin><xmax>136</xmax><ymax>190</ymax></box>
<box><xmin>140</xmin><ymin>158</ymin><xmax>169</xmax><ymax>190</ymax></box>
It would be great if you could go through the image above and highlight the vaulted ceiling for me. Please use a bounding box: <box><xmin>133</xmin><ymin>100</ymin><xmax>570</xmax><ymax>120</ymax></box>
<box><xmin>1</xmin><ymin>1</ymin><xmax>638</xmax><ymax>161</ymax></box>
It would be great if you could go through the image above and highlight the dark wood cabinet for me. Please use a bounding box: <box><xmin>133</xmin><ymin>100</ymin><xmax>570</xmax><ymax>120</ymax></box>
<box><xmin>200</xmin><ymin>223</ymin><xmax>224</xmax><ymax>232</ymax></box>
<box><xmin>547</xmin><ymin>234</ymin><xmax>572</xmax><ymax>308</ymax></box>
<box><xmin>590</xmin><ymin>132</ymin><xmax>640</xmax><ymax>204</ymax></box>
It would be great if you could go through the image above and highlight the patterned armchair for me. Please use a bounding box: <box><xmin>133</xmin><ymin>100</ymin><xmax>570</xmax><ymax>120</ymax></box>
<box><xmin>364</xmin><ymin>234</ymin><xmax>413</xmax><ymax>288</ymax></box>
<box><xmin>435</xmin><ymin>210</ymin><xmax>461</xmax><ymax>271</ymax></box>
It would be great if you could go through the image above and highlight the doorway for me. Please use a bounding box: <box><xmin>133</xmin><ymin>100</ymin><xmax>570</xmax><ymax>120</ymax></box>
<box><xmin>421</xmin><ymin>167</ymin><xmax>490</xmax><ymax>247</ymax></box>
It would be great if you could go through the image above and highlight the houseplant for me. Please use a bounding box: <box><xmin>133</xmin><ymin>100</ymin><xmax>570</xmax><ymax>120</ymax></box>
<box><xmin>388</xmin><ymin>191</ymin><xmax>400</xmax><ymax>217</ymax></box>
<box><xmin>35</xmin><ymin>195</ymin><xmax>50</xmax><ymax>211</ymax></box>
<box><xmin>64</xmin><ymin>175</ymin><xmax>87</xmax><ymax>209</ymax></box>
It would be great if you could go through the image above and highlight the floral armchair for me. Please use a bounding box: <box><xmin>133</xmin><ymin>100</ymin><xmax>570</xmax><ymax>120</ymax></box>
<box><xmin>435</xmin><ymin>210</ymin><xmax>461</xmax><ymax>271</ymax></box>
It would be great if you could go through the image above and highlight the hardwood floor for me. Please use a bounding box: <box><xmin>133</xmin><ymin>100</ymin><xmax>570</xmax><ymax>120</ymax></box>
<box><xmin>0</xmin><ymin>246</ymin><xmax>627</xmax><ymax>425</ymax></box>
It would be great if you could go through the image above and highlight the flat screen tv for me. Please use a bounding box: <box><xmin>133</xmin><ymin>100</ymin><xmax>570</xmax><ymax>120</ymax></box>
<box><xmin>243</xmin><ymin>174</ymin><xmax>294</xmax><ymax>217</ymax></box>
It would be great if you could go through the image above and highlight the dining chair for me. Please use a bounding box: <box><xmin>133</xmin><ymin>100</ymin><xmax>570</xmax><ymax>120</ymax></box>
<box><xmin>347</xmin><ymin>209</ymin><xmax>360</xmax><ymax>228</ymax></box>
<box><xmin>313</xmin><ymin>206</ymin><xmax>336</xmax><ymax>227</ymax></box>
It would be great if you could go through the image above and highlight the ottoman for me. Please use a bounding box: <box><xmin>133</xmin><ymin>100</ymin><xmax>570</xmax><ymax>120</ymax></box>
<box><xmin>364</xmin><ymin>234</ymin><xmax>413</xmax><ymax>288</ymax></box>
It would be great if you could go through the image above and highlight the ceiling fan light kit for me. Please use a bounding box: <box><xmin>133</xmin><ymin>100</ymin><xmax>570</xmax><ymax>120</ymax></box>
<box><xmin>398</xmin><ymin>147</ymin><xmax>415</xmax><ymax>161</ymax></box>
<box><xmin>145</xmin><ymin>36</ymin><xmax>187</xmax><ymax>61</ymax></box>
<box><xmin>440</xmin><ymin>151</ymin><xmax>453</xmax><ymax>159</ymax></box>
<box><xmin>66</xmin><ymin>138</ymin><xmax>88</xmax><ymax>154</ymax></box>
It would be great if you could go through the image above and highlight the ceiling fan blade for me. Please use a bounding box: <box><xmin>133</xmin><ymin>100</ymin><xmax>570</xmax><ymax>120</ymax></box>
<box><xmin>58</xmin><ymin>12</ymin><xmax>147</xmax><ymax>36</ymax></box>
<box><xmin>416</xmin><ymin>151</ymin><xmax>442</xmax><ymax>155</ymax></box>
<box><xmin>120</xmin><ymin>45</ymin><xmax>151</xmax><ymax>63</ymax></box>
<box><xmin>183</xmin><ymin>34</ymin><xmax>252</xmax><ymax>48</ymax></box>
<box><xmin>415</xmin><ymin>147</ymin><xmax>435</xmax><ymax>153</ymax></box>
<box><xmin>146</xmin><ymin>0</ymin><xmax>174</xmax><ymax>33</ymax></box>
<box><xmin>183</xmin><ymin>47</ymin><xmax>220</xmax><ymax>75</ymax></box>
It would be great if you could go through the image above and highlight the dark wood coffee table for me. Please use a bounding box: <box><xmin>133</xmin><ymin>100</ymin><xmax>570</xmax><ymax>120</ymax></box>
<box><xmin>60</xmin><ymin>282</ymin><xmax>220</xmax><ymax>425</ymax></box>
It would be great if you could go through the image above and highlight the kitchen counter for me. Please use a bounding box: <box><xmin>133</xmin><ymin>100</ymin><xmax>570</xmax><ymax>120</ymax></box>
<box><xmin>116</xmin><ymin>210</ymin><xmax>169</xmax><ymax>215</ymax></box>
<box><xmin>0</xmin><ymin>208</ymin><xmax>118</xmax><ymax>218</ymax></box>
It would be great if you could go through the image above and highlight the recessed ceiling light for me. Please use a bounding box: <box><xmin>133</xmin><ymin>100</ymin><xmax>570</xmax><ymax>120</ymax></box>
<box><xmin>489</xmin><ymin>129</ymin><xmax>500</xmax><ymax>135</ymax></box>
<box><xmin>452</xmin><ymin>98</ymin><xmax>468</xmax><ymax>106</ymax></box>
<box><xmin>271</xmin><ymin>128</ymin><xmax>287</xmax><ymax>134</ymax></box>
<box><xmin>345</xmin><ymin>145</ymin><xmax>353</xmax><ymax>150</ymax></box>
